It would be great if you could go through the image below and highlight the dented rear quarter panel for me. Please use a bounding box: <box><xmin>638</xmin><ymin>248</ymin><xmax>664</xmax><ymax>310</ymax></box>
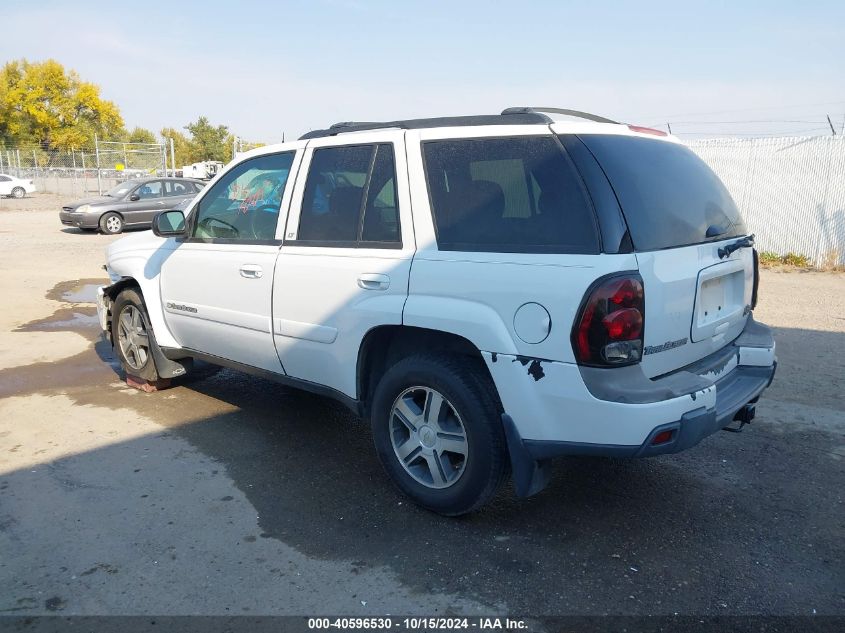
<box><xmin>404</xmin><ymin>252</ymin><xmax>639</xmax><ymax>361</ymax></box>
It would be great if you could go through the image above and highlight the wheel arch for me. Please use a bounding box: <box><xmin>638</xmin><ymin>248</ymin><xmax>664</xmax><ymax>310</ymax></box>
<box><xmin>102</xmin><ymin>278</ymin><xmax>143</xmax><ymax>342</ymax></box>
<box><xmin>102</xmin><ymin>270</ymin><xmax>179</xmax><ymax>349</ymax></box>
<box><xmin>105</xmin><ymin>277</ymin><xmax>189</xmax><ymax>379</ymax></box>
<box><xmin>357</xmin><ymin>325</ymin><xmax>499</xmax><ymax>418</ymax></box>
<box><xmin>99</xmin><ymin>210</ymin><xmax>124</xmax><ymax>229</ymax></box>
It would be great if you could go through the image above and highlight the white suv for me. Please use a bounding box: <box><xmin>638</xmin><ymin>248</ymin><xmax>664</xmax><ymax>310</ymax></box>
<box><xmin>96</xmin><ymin>107</ymin><xmax>776</xmax><ymax>515</ymax></box>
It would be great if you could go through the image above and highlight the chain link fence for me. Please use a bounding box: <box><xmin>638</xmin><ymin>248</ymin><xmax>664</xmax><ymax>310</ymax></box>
<box><xmin>687</xmin><ymin>136</ymin><xmax>845</xmax><ymax>266</ymax></box>
<box><xmin>0</xmin><ymin>140</ymin><xmax>168</xmax><ymax>198</ymax></box>
<box><xmin>3</xmin><ymin>134</ymin><xmax>842</xmax><ymax>265</ymax></box>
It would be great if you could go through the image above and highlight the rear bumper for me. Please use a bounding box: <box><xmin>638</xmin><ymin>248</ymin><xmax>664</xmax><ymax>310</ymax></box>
<box><xmin>520</xmin><ymin>360</ymin><xmax>776</xmax><ymax>461</ymax></box>
<box><xmin>489</xmin><ymin>316</ymin><xmax>776</xmax><ymax>496</ymax></box>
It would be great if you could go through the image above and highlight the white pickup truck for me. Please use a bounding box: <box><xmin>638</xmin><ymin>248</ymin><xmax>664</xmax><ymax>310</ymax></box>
<box><xmin>97</xmin><ymin>107</ymin><xmax>776</xmax><ymax>515</ymax></box>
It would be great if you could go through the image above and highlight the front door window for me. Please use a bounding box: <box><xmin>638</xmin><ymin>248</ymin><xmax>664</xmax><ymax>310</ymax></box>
<box><xmin>191</xmin><ymin>153</ymin><xmax>295</xmax><ymax>241</ymax></box>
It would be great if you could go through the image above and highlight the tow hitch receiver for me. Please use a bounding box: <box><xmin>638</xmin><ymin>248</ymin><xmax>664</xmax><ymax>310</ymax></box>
<box><xmin>723</xmin><ymin>404</ymin><xmax>756</xmax><ymax>433</ymax></box>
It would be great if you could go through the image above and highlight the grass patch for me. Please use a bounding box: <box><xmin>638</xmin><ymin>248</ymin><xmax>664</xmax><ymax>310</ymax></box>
<box><xmin>758</xmin><ymin>251</ymin><xmax>814</xmax><ymax>269</ymax></box>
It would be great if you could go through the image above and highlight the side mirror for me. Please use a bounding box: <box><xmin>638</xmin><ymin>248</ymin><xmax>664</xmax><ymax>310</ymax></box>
<box><xmin>128</xmin><ymin>193</ymin><xmax>140</xmax><ymax>201</ymax></box>
<box><xmin>152</xmin><ymin>210</ymin><xmax>187</xmax><ymax>237</ymax></box>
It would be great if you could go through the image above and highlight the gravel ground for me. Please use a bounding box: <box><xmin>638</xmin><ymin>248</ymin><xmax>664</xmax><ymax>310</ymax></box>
<box><xmin>0</xmin><ymin>193</ymin><xmax>842</xmax><ymax>620</ymax></box>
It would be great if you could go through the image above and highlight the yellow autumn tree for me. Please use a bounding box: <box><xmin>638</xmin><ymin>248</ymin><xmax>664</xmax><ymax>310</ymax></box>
<box><xmin>0</xmin><ymin>59</ymin><xmax>124</xmax><ymax>149</ymax></box>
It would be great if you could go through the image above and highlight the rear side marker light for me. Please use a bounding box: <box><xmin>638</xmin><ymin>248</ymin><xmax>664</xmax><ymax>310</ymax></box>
<box><xmin>651</xmin><ymin>430</ymin><xmax>675</xmax><ymax>445</ymax></box>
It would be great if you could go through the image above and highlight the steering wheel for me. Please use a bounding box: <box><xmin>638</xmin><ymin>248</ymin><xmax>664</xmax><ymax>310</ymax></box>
<box><xmin>249</xmin><ymin>205</ymin><xmax>280</xmax><ymax>239</ymax></box>
<box><xmin>198</xmin><ymin>216</ymin><xmax>239</xmax><ymax>238</ymax></box>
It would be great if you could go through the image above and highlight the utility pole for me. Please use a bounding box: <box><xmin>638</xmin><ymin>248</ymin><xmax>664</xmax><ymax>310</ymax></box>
<box><xmin>170</xmin><ymin>138</ymin><xmax>176</xmax><ymax>176</ymax></box>
<box><xmin>95</xmin><ymin>134</ymin><xmax>102</xmax><ymax>195</ymax></box>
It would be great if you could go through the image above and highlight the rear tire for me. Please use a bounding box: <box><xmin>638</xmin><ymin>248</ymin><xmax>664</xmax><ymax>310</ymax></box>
<box><xmin>11</xmin><ymin>187</ymin><xmax>25</xmax><ymax>199</ymax></box>
<box><xmin>100</xmin><ymin>212</ymin><xmax>124</xmax><ymax>234</ymax></box>
<box><xmin>111</xmin><ymin>288</ymin><xmax>159</xmax><ymax>382</ymax></box>
<box><xmin>370</xmin><ymin>353</ymin><xmax>507</xmax><ymax>516</ymax></box>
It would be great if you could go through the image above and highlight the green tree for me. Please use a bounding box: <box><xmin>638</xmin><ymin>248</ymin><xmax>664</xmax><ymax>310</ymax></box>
<box><xmin>126</xmin><ymin>126</ymin><xmax>157</xmax><ymax>144</ymax></box>
<box><xmin>0</xmin><ymin>59</ymin><xmax>124</xmax><ymax>149</ymax></box>
<box><xmin>184</xmin><ymin>116</ymin><xmax>230</xmax><ymax>162</ymax></box>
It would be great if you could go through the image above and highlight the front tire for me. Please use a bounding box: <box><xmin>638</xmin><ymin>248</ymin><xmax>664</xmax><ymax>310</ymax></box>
<box><xmin>111</xmin><ymin>289</ymin><xmax>159</xmax><ymax>382</ymax></box>
<box><xmin>370</xmin><ymin>353</ymin><xmax>507</xmax><ymax>516</ymax></box>
<box><xmin>11</xmin><ymin>187</ymin><xmax>25</xmax><ymax>199</ymax></box>
<box><xmin>100</xmin><ymin>212</ymin><xmax>124</xmax><ymax>234</ymax></box>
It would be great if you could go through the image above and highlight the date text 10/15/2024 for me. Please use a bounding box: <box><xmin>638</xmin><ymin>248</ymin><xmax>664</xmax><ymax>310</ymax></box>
<box><xmin>307</xmin><ymin>617</ymin><xmax>528</xmax><ymax>630</ymax></box>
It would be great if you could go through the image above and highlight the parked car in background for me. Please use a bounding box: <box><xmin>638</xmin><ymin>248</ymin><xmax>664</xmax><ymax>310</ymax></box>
<box><xmin>59</xmin><ymin>177</ymin><xmax>206</xmax><ymax>234</ymax></box>
<box><xmin>0</xmin><ymin>173</ymin><xmax>37</xmax><ymax>198</ymax></box>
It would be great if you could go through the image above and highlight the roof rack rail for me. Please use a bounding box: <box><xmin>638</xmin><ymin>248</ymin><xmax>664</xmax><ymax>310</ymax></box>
<box><xmin>299</xmin><ymin>112</ymin><xmax>551</xmax><ymax>140</ymax></box>
<box><xmin>501</xmin><ymin>107</ymin><xmax>619</xmax><ymax>125</ymax></box>
<box><xmin>328</xmin><ymin>121</ymin><xmax>384</xmax><ymax>130</ymax></box>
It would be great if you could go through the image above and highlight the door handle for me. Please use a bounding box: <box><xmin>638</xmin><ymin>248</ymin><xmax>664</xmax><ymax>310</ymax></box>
<box><xmin>240</xmin><ymin>264</ymin><xmax>264</xmax><ymax>279</ymax></box>
<box><xmin>357</xmin><ymin>273</ymin><xmax>390</xmax><ymax>290</ymax></box>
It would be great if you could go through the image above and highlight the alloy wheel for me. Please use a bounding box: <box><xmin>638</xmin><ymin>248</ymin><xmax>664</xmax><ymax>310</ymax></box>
<box><xmin>389</xmin><ymin>386</ymin><xmax>469</xmax><ymax>489</ymax></box>
<box><xmin>117</xmin><ymin>305</ymin><xmax>150</xmax><ymax>371</ymax></box>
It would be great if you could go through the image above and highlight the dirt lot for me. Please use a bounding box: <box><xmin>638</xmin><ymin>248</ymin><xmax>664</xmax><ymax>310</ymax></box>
<box><xmin>0</xmin><ymin>193</ymin><xmax>843</xmax><ymax>618</ymax></box>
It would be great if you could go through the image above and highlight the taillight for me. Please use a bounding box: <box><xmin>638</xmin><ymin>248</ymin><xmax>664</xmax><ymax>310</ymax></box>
<box><xmin>572</xmin><ymin>273</ymin><xmax>645</xmax><ymax>366</ymax></box>
<box><xmin>751</xmin><ymin>248</ymin><xmax>760</xmax><ymax>309</ymax></box>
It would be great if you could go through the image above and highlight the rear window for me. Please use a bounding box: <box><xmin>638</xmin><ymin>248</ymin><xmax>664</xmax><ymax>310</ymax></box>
<box><xmin>422</xmin><ymin>136</ymin><xmax>599</xmax><ymax>253</ymax></box>
<box><xmin>574</xmin><ymin>134</ymin><xmax>746</xmax><ymax>251</ymax></box>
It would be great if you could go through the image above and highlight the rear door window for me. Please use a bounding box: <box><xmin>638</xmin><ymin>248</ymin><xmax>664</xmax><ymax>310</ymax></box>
<box><xmin>164</xmin><ymin>180</ymin><xmax>192</xmax><ymax>197</ymax></box>
<box><xmin>297</xmin><ymin>144</ymin><xmax>401</xmax><ymax>246</ymax></box>
<box><xmin>422</xmin><ymin>136</ymin><xmax>598</xmax><ymax>253</ymax></box>
<box><xmin>573</xmin><ymin>134</ymin><xmax>747</xmax><ymax>251</ymax></box>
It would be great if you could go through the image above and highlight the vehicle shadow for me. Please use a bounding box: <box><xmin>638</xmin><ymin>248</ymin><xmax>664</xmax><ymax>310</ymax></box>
<box><xmin>141</xmin><ymin>322</ymin><xmax>843</xmax><ymax>613</ymax></box>
<box><xmin>60</xmin><ymin>227</ymin><xmax>149</xmax><ymax>236</ymax></box>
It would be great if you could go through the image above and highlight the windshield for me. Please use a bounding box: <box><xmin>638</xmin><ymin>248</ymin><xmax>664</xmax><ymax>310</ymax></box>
<box><xmin>573</xmin><ymin>135</ymin><xmax>747</xmax><ymax>251</ymax></box>
<box><xmin>106</xmin><ymin>180</ymin><xmax>142</xmax><ymax>198</ymax></box>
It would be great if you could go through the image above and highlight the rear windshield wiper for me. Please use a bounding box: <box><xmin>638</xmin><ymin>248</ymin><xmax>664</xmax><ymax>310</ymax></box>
<box><xmin>718</xmin><ymin>234</ymin><xmax>755</xmax><ymax>259</ymax></box>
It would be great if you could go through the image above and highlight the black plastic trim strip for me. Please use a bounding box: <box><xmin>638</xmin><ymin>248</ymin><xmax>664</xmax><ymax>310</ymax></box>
<box><xmin>283</xmin><ymin>240</ymin><xmax>403</xmax><ymax>250</ymax></box>
<box><xmin>160</xmin><ymin>346</ymin><xmax>363</xmax><ymax>416</ymax></box>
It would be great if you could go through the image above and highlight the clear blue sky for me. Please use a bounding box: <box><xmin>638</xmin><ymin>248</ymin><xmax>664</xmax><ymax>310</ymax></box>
<box><xmin>3</xmin><ymin>0</ymin><xmax>844</xmax><ymax>142</ymax></box>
